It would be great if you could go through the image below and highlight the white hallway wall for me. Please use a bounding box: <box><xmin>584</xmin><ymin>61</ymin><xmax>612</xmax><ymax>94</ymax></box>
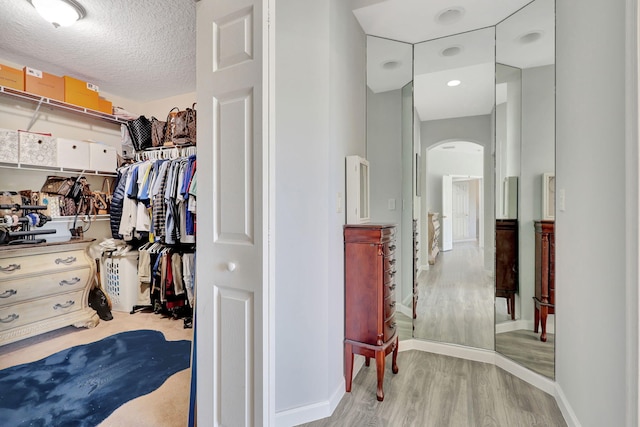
<box><xmin>274</xmin><ymin>0</ymin><xmax>365</xmax><ymax>424</ymax></box>
<box><xmin>556</xmin><ymin>0</ymin><xmax>638</xmax><ymax>426</ymax></box>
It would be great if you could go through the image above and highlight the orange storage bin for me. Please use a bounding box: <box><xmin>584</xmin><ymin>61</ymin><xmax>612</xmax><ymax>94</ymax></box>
<box><xmin>97</xmin><ymin>97</ymin><xmax>113</xmax><ymax>114</ymax></box>
<box><xmin>24</xmin><ymin>67</ymin><xmax>64</xmax><ymax>101</ymax></box>
<box><xmin>63</xmin><ymin>75</ymin><xmax>99</xmax><ymax>110</ymax></box>
<box><xmin>0</xmin><ymin>64</ymin><xmax>24</xmax><ymax>91</ymax></box>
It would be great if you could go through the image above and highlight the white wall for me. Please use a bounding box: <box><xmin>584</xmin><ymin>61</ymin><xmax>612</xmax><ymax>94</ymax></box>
<box><xmin>274</xmin><ymin>0</ymin><xmax>366</xmax><ymax>423</ymax></box>
<box><xmin>518</xmin><ymin>64</ymin><xmax>555</xmax><ymax>325</ymax></box>
<box><xmin>556</xmin><ymin>0</ymin><xmax>638</xmax><ymax>426</ymax></box>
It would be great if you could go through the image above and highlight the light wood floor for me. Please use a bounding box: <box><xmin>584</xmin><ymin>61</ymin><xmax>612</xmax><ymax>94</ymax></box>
<box><xmin>414</xmin><ymin>242</ymin><xmax>495</xmax><ymax>350</ymax></box>
<box><xmin>298</xmin><ymin>350</ymin><xmax>567</xmax><ymax>427</ymax></box>
<box><xmin>496</xmin><ymin>330</ymin><xmax>555</xmax><ymax>379</ymax></box>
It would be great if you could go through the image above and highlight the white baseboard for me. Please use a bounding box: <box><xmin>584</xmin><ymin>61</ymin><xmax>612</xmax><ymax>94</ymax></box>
<box><xmin>398</xmin><ymin>300</ymin><xmax>412</xmax><ymax>318</ymax></box>
<box><xmin>555</xmin><ymin>382</ymin><xmax>582</xmax><ymax>427</ymax></box>
<box><xmin>495</xmin><ymin>316</ymin><xmax>555</xmax><ymax>334</ymax></box>
<box><xmin>495</xmin><ymin>319</ymin><xmax>531</xmax><ymax>334</ymax></box>
<box><xmin>494</xmin><ymin>352</ymin><xmax>556</xmax><ymax>395</ymax></box>
<box><xmin>274</xmin><ymin>356</ymin><xmax>365</xmax><ymax>427</ymax></box>
<box><xmin>400</xmin><ymin>338</ymin><xmax>495</xmax><ymax>365</ymax></box>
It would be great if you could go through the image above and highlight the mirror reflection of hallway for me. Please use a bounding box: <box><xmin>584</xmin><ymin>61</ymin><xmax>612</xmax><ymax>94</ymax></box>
<box><xmin>414</xmin><ymin>140</ymin><xmax>493</xmax><ymax>350</ymax></box>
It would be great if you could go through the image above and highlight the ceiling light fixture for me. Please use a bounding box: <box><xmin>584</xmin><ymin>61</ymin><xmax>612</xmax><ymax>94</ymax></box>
<box><xmin>441</xmin><ymin>46</ymin><xmax>463</xmax><ymax>57</ymax></box>
<box><xmin>435</xmin><ymin>7</ymin><xmax>465</xmax><ymax>25</ymax></box>
<box><xmin>29</xmin><ymin>0</ymin><xmax>86</xmax><ymax>28</ymax></box>
<box><xmin>518</xmin><ymin>31</ymin><xmax>543</xmax><ymax>44</ymax></box>
<box><xmin>447</xmin><ymin>80</ymin><xmax>461</xmax><ymax>87</ymax></box>
<box><xmin>382</xmin><ymin>60</ymin><xmax>401</xmax><ymax>70</ymax></box>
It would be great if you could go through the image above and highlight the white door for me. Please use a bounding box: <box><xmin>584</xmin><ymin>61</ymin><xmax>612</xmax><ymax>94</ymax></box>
<box><xmin>196</xmin><ymin>1</ymin><xmax>270</xmax><ymax>426</ymax></box>
<box><xmin>442</xmin><ymin>175</ymin><xmax>453</xmax><ymax>251</ymax></box>
<box><xmin>452</xmin><ymin>180</ymin><xmax>470</xmax><ymax>240</ymax></box>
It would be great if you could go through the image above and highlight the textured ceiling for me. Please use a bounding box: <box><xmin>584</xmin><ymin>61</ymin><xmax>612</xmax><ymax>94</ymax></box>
<box><xmin>0</xmin><ymin>0</ymin><xmax>196</xmax><ymax>102</ymax></box>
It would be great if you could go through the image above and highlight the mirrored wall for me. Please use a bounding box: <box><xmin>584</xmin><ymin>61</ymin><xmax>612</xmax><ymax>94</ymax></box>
<box><xmin>365</xmin><ymin>0</ymin><xmax>555</xmax><ymax>378</ymax></box>
<box><xmin>494</xmin><ymin>0</ymin><xmax>556</xmax><ymax>379</ymax></box>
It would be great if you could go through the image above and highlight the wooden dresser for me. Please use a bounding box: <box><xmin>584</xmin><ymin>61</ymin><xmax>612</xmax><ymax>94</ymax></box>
<box><xmin>0</xmin><ymin>239</ymin><xmax>99</xmax><ymax>346</ymax></box>
<box><xmin>495</xmin><ymin>219</ymin><xmax>518</xmax><ymax>320</ymax></box>
<box><xmin>428</xmin><ymin>212</ymin><xmax>440</xmax><ymax>265</ymax></box>
<box><xmin>533</xmin><ymin>220</ymin><xmax>555</xmax><ymax>342</ymax></box>
<box><xmin>344</xmin><ymin>224</ymin><xmax>399</xmax><ymax>401</ymax></box>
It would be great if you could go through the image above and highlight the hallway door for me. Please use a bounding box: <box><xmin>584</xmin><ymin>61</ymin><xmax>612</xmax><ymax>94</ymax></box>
<box><xmin>453</xmin><ymin>180</ymin><xmax>470</xmax><ymax>240</ymax></box>
<box><xmin>196</xmin><ymin>0</ymin><xmax>271</xmax><ymax>426</ymax></box>
<box><xmin>442</xmin><ymin>175</ymin><xmax>453</xmax><ymax>251</ymax></box>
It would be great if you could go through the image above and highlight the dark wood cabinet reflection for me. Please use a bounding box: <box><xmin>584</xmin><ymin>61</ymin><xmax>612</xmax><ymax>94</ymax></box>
<box><xmin>534</xmin><ymin>220</ymin><xmax>555</xmax><ymax>342</ymax></box>
<box><xmin>496</xmin><ymin>219</ymin><xmax>518</xmax><ymax>320</ymax></box>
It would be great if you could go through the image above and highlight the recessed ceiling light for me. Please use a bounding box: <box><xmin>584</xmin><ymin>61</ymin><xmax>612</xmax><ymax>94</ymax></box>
<box><xmin>518</xmin><ymin>31</ymin><xmax>543</xmax><ymax>44</ymax></box>
<box><xmin>447</xmin><ymin>80</ymin><xmax>461</xmax><ymax>87</ymax></box>
<box><xmin>382</xmin><ymin>60</ymin><xmax>401</xmax><ymax>70</ymax></box>
<box><xmin>441</xmin><ymin>46</ymin><xmax>463</xmax><ymax>57</ymax></box>
<box><xmin>435</xmin><ymin>7</ymin><xmax>465</xmax><ymax>25</ymax></box>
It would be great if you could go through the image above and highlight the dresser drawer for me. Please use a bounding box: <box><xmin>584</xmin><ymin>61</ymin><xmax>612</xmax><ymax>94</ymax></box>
<box><xmin>383</xmin><ymin>255</ymin><xmax>397</xmax><ymax>272</ymax></box>
<box><xmin>384</xmin><ymin>281</ymin><xmax>396</xmax><ymax>299</ymax></box>
<box><xmin>383</xmin><ymin>315</ymin><xmax>397</xmax><ymax>342</ymax></box>
<box><xmin>0</xmin><ymin>250</ymin><xmax>86</xmax><ymax>279</ymax></box>
<box><xmin>382</xmin><ymin>242</ymin><xmax>397</xmax><ymax>257</ymax></box>
<box><xmin>383</xmin><ymin>263</ymin><xmax>397</xmax><ymax>285</ymax></box>
<box><xmin>0</xmin><ymin>290</ymin><xmax>84</xmax><ymax>332</ymax></box>
<box><xmin>384</xmin><ymin>293</ymin><xmax>396</xmax><ymax>320</ymax></box>
<box><xmin>0</xmin><ymin>268</ymin><xmax>90</xmax><ymax>305</ymax></box>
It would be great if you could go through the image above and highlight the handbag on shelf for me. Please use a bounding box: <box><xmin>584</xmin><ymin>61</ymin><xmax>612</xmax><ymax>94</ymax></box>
<box><xmin>165</xmin><ymin>104</ymin><xmax>196</xmax><ymax>146</ymax></box>
<box><xmin>151</xmin><ymin>116</ymin><xmax>167</xmax><ymax>147</ymax></box>
<box><xmin>41</xmin><ymin>176</ymin><xmax>74</xmax><ymax>197</ymax></box>
<box><xmin>60</xmin><ymin>195</ymin><xmax>77</xmax><ymax>217</ymax></box>
<box><xmin>126</xmin><ymin>115</ymin><xmax>153</xmax><ymax>151</ymax></box>
<box><xmin>92</xmin><ymin>177</ymin><xmax>113</xmax><ymax>215</ymax></box>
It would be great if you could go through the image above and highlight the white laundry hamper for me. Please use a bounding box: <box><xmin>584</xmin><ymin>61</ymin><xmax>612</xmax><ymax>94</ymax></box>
<box><xmin>100</xmin><ymin>251</ymin><xmax>150</xmax><ymax>313</ymax></box>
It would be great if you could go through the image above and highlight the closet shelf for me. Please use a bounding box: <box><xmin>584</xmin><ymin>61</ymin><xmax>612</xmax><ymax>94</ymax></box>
<box><xmin>0</xmin><ymin>163</ymin><xmax>117</xmax><ymax>177</ymax></box>
<box><xmin>0</xmin><ymin>85</ymin><xmax>127</xmax><ymax>126</ymax></box>
<box><xmin>51</xmin><ymin>215</ymin><xmax>110</xmax><ymax>223</ymax></box>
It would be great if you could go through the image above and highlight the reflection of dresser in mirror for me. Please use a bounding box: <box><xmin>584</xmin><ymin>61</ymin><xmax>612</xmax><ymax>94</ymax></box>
<box><xmin>428</xmin><ymin>212</ymin><xmax>440</xmax><ymax>265</ymax></box>
<box><xmin>495</xmin><ymin>219</ymin><xmax>518</xmax><ymax>320</ymax></box>
<box><xmin>534</xmin><ymin>220</ymin><xmax>555</xmax><ymax>342</ymax></box>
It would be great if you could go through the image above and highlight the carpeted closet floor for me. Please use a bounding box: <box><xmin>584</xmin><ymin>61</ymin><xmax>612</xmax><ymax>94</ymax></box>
<box><xmin>0</xmin><ymin>310</ymin><xmax>193</xmax><ymax>427</ymax></box>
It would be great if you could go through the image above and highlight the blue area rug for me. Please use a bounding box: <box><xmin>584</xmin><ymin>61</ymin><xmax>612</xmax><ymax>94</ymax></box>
<box><xmin>0</xmin><ymin>329</ymin><xmax>191</xmax><ymax>427</ymax></box>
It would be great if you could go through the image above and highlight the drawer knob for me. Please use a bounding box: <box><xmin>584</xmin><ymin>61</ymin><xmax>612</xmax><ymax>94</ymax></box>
<box><xmin>389</xmin><ymin>245</ymin><xmax>396</xmax><ymax>252</ymax></box>
<box><xmin>0</xmin><ymin>289</ymin><xmax>17</xmax><ymax>298</ymax></box>
<box><xmin>59</xmin><ymin>277</ymin><xmax>81</xmax><ymax>286</ymax></box>
<box><xmin>55</xmin><ymin>256</ymin><xmax>77</xmax><ymax>265</ymax></box>
<box><xmin>0</xmin><ymin>313</ymin><xmax>19</xmax><ymax>323</ymax></box>
<box><xmin>389</xmin><ymin>270</ymin><xmax>397</xmax><ymax>277</ymax></box>
<box><xmin>389</xmin><ymin>301</ymin><xmax>396</xmax><ymax>308</ymax></box>
<box><xmin>389</xmin><ymin>284</ymin><xmax>396</xmax><ymax>291</ymax></box>
<box><xmin>389</xmin><ymin>259</ymin><xmax>396</xmax><ymax>265</ymax></box>
<box><xmin>0</xmin><ymin>263</ymin><xmax>21</xmax><ymax>273</ymax></box>
<box><xmin>226</xmin><ymin>262</ymin><xmax>236</xmax><ymax>272</ymax></box>
<box><xmin>53</xmin><ymin>300</ymin><xmax>75</xmax><ymax>310</ymax></box>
